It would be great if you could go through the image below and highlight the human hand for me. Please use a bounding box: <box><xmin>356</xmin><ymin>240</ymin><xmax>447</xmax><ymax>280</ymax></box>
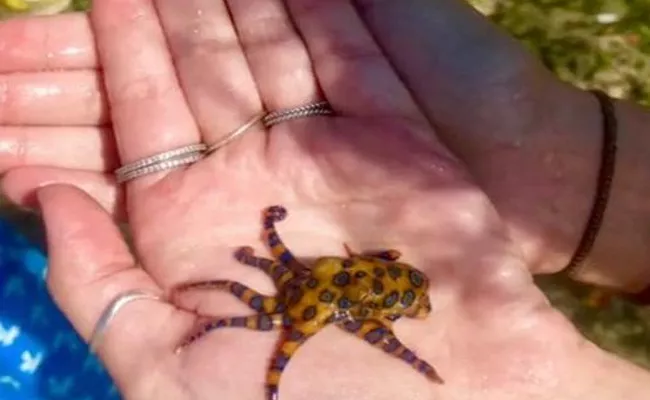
<box><xmin>10</xmin><ymin>1</ymin><xmax>650</xmax><ymax>400</ymax></box>
<box><xmin>357</xmin><ymin>0</ymin><xmax>650</xmax><ymax>288</ymax></box>
<box><xmin>0</xmin><ymin>1</ymin><xmax>626</xmax><ymax>281</ymax></box>
<box><xmin>5</xmin><ymin>0</ymin><xmax>648</xmax><ymax>284</ymax></box>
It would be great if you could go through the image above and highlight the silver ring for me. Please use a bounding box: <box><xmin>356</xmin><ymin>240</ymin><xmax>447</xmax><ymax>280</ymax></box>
<box><xmin>263</xmin><ymin>101</ymin><xmax>333</xmax><ymax>127</ymax></box>
<box><xmin>113</xmin><ymin>101</ymin><xmax>333</xmax><ymax>183</ymax></box>
<box><xmin>204</xmin><ymin>102</ymin><xmax>333</xmax><ymax>154</ymax></box>
<box><xmin>114</xmin><ymin>144</ymin><xmax>207</xmax><ymax>184</ymax></box>
<box><xmin>205</xmin><ymin>111</ymin><xmax>266</xmax><ymax>155</ymax></box>
<box><xmin>89</xmin><ymin>289</ymin><xmax>162</xmax><ymax>354</ymax></box>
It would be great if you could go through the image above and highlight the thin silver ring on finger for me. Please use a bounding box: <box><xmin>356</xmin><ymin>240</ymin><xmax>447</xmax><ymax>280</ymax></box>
<box><xmin>263</xmin><ymin>100</ymin><xmax>334</xmax><ymax>127</ymax></box>
<box><xmin>113</xmin><ymin>143</ymin><xmax>207</xmax><ymax>184</ymax></box>
<box><xmin>88</xmin><ymin>289</ymin><xmax>163</xmax><ymax>354</ymax></box>
<box><xmin>205</xmin><ymin>111</ymin><xmax>267</xmax><ymax>155</ymax></box>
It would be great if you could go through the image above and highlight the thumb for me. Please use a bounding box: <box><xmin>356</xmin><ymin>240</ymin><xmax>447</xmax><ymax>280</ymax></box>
<box><xmin>36</xmin><ymin>184</ymin><xmax>182</xmax><ymax>390</ymax></box>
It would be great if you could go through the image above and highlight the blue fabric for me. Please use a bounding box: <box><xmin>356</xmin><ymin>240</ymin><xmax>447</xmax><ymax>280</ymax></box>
<box><xmin>0</xmin><ymin>217</ymin><xmax>121</xmax><ymax>400</ymax></box>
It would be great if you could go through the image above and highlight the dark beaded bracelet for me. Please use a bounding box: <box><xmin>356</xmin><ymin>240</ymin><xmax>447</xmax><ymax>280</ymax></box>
<box><xmin>564</xmin><ymin>89</ymin><xmax>649</xmax><ymax>306</ymax></box>
<box><xmin>564</xmin><ymin>89</ymin><xmax>618</xmax><ymax>277</ymax></box>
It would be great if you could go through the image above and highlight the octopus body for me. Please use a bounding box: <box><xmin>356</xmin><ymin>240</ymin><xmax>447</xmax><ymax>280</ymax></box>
<box><xmin>172</xmin><ymin>206</ymin><xmax>443</xmax><ymax>400</ymax></box>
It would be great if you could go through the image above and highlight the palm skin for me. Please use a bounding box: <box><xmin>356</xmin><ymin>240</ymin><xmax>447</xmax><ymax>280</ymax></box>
<box><xmin>42</xmin><ymin>110</ymin><xmax>589</xmax><ymax>400</ymax></box>
<box><xmin>0</xmin><ymin>1</ymin><xmax>623</xmax><ymax>400</ymax></box>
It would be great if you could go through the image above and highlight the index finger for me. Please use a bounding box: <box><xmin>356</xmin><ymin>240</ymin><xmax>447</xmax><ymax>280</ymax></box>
<box><xmin>0</xmin><ymin>13</ymin><xmax>98</xmax><ymax>73</ymax></box>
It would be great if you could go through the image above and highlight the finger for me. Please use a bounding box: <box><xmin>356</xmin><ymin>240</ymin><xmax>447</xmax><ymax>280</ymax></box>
<box><xmin>0</xmin><ymin>126</ymin><xmax>117</xmax><ymax>173</ymax></box>
<box><xmin>0</xmin><ymin>13</ymin><xmax>98</xmax><ymax>73</ymax></box>
<box><xmin>284</xmin><ymin>0</ymin><xmax>427</xmax><ymax>121</ymax></box>
<box><xmin>226</xmin><ymin>0</ymin><xmax>323</xmax><ymax>110</ymax></box>
<box><xmin>90</xmin><ymin>0</ymin><xmax>201</xmax><ymax>188</ymax></box>
<box><xmin>154</xmin><ymin>0</ymin><xmax>264</xmax><ymax>150</ymax></box>
<box><xmin>0</xmin><ymin>70</ymin><xmax>108</xmax><ymax>125</ymax></box>
<box><xmin>2</xmin><ymin>166</ymin><xmax>124</xmax><ymax>220</ymax></box>
<box><xmin>37</xmin><ymin>184</ymin><xmax>190</xmax><ymax>388</ymax></box>
<box><xmin>354</xmin><ymin>0</ymin><xmax>534</xmax><ymax>127</ymax></box>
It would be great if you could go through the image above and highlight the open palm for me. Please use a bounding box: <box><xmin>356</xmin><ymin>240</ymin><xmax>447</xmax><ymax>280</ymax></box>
<box><xmin>2</xmin><ymin>1</ymin><xmax>615</xmax><ymax>400</ymax></box>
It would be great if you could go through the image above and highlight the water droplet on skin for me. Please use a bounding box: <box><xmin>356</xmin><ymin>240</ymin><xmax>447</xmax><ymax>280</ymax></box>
<box><xmin>0</xmin><ymin>140</ymin><xmax>17</xmax><ymax>155</ymax></box>
<box><xmin>421</xmin><ymin>159</ymin><xmax>459</xmax><ymax>180</ymax></box>
<box><xmin>191</xmin><ymin>9</ymin><xmax>206</xmax><ymax>35</ymax></box>
<box><xmin>29</xmin><ymin>85</ymin><xmax>62</xmax><ymax>100</ymax></box>
<box><xmin>58</xmin><ymin>46</ymin><xmax>85</xmax><ymax>57</ymax></box>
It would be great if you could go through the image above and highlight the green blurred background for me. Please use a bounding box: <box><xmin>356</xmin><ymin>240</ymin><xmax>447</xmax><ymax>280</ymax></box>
<box><xmin>1</xmin><ymin>0</ymin><xmax>649</xmax><ymax>371</ymax></box>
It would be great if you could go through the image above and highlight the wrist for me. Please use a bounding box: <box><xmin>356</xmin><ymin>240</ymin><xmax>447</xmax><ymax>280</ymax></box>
<box><xmin>450</xmin><ymin>71</ymin><xmax>605</xmax><ymax>276</ymax></box>
<box><xmin>483</xmin><ymin>72</ymin><xmax>650</xmax><ymax>294</ymax></box>
<box><xmin>562</xmin><ymin>94</ymin><xmax>650</xmax><ymax>292</ymax></box>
